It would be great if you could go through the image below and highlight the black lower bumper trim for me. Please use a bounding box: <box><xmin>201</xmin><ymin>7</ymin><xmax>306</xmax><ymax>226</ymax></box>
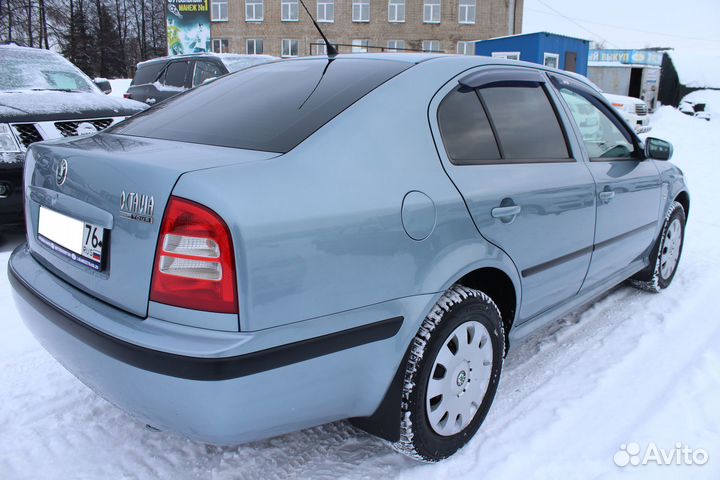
<box><xmin>9</xmin><ymin>261</ymin><xmax>404</xmax><ymax>381</ymax></box>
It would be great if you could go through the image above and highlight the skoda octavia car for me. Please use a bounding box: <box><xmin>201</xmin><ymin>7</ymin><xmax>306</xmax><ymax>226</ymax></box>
<box><xmin>9</xmin><ymin>54</ymin><xmax>688</xmax><ymax>462</ymax></box>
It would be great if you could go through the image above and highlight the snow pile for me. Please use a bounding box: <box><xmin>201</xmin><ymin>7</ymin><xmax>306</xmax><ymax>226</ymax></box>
<box><xmin>1</xmin><ymin>108</ymin><xmax>720</xmax><ymax>478</ymax></box>
<box><xmin>668</xmin><ymin>49</ymin><xmax>720</xmax><ymax>89</ymax></box>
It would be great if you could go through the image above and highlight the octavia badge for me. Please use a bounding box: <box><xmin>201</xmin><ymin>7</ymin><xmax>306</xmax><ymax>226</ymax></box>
<box><xmin>120</xmin><ymin>191</ymin><xmax>155</xmax><ymax>223</ymax></box>
<box><xmin>56</xmin><ymin>159</ymin><xmax>68</xmax><ymax>186</ymax></box>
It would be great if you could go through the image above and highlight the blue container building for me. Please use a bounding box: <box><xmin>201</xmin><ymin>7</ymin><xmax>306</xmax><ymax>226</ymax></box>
<box><xmin>473</xmin><ymin>32</ymin><xmax>590</xmax><ymax>76</ymax></box>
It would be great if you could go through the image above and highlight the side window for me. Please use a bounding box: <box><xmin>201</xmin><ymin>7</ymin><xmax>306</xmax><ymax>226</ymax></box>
<box><xmin>162</xmin><ymin>61</ymin><xmax>189</xmax><ymax>88</ymax></box>
<box><xmin>193</xmin><ymin>61</ymin><xmax>224</xmax><ymax>87</ymax></box>
<box><xmin>479</xmin><ymin>85</ymin><xmax>569</xmax><ymax>160</ymax></box>
<box><xmin>557</xmin><ymin>87</ymin><xmax>636</xmax><ymax>160</ymax></box>
<box><xmin>437</xmin><ymin>87</ymin><xmax>500</xmax><ymax>164</ymax></box>
<box><xmin>132</xmin><ymin>63</ymin><xmax>164</xmax><ymax>86</ymax></box>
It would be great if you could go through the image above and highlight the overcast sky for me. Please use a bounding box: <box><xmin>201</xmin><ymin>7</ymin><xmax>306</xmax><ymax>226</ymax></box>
<box><xmin>522</xmin><ymin>0</ymin><xmax>720</xmax><ymax>51</ymax></box>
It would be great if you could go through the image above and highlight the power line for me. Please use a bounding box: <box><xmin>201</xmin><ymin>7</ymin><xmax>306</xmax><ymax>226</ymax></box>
<box><xmin>526</xmin><ymin>7</ymin><xmax>720</xmax><ymax>44</ymax></box>
<box><xmin>534</xmin><ymin>0</ymin><xmax>621</xmax><ymax>47</ymax></box>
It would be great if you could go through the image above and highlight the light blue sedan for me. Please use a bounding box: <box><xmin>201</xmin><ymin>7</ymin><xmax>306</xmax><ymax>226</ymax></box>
<box><xmin>8</xmin><ymin>54</ymin><xmax>688</xmax><ymax>462</ymax></box>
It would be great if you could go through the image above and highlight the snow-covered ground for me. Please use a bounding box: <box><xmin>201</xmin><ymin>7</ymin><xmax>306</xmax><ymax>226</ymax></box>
<box><xmin>108</xmin><ymin>78</ymin><xmax>131</xmax><ymax>98</ymax></box>
<box><xmin>1</xmin><ymin>108</ymin><xmax>719</xmax><ymax>479</ymax></box>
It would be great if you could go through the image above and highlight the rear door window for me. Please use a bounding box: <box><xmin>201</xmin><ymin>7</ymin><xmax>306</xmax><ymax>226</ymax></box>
<box><xmin>111</xmin><ymin>58</ymin><xmax>411</xmax><ymax>153</ymax></box>
<box><xmin>162</xmin><ymin>61</ymin><xmax>190</xmax><ymax>88</ymax></box>
<box><xmin>132</xmin><ymin>63</ymin><xmax>164</xmax><ymax>86</ymax></box>
<box><xmin>479</xmin><ymin>85</ymin><xmax>570</xmax><ymax>160</ymax></box>
<box><xmin>437</xmin><ymin>87</ymin><xmax>500</xmax><ymax>164</ymax></box>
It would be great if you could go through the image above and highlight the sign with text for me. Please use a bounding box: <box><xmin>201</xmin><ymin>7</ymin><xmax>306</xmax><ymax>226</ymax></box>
<box><xmin>166</xmin><ymin>0</ymin><xmax>210</xmax><ymax>55</ymax></box>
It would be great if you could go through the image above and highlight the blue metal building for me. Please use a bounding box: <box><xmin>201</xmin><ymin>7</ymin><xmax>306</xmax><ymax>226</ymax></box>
<box><xmin>474</xmin><ymin>32</ymin><xmax>590</xmax><ymax>76</ymax></box>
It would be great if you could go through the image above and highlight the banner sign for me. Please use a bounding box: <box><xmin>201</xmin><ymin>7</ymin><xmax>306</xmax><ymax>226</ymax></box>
<box><xmin>166</xmin><ymin>0</ymin><xmax>211</xmax><ymax>55</ymax></box>
<box><xmin>589</xmin><ymin>49</ymin><xmax>663</xmax><ymax>67</ymax></box>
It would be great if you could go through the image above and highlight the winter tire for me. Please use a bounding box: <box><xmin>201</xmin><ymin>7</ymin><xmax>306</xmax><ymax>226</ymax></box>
<box><xmin>392</xmin><ymin>285</ymin><xmax>504</xmax><ymax>462</ymax></box>
<box><xmin>630</xmin><ymin>201</ymin><xmax>686</xmax><ymax>292</ymax></box>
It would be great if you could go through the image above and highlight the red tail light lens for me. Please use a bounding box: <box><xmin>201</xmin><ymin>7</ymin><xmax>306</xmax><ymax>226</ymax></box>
<box><xmin>123</xmin><ymin>93</ymin><xmax>132</xmax><ymax>99</ymax></box>
<box><xmin>150</xmin><ymin>197</ymin><xmax>238</xmax><ymax>314</ymax></box>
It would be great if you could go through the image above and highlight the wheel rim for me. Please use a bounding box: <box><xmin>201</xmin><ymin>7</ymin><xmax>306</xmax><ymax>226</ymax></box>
<box><xmin>426</xmin><ymin>320</ymin><xmax>494</xmax><ymax>437</ymax></box>
<box><xmin>660</xmin><ymin>218</ymin><xmax>682</xmax><ymax>280</ymax></box>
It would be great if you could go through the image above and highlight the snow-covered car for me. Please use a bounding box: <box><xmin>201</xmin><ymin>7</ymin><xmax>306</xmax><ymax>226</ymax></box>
<box><xmin>8</xmin><ymin>55</ymin><xmax>689</xmax><ymax>462</ymax></box>
<box><xmin>124</xmin><ymin>53</ymin><xmax>278</xmax><ymax>105</ymax></box>
<box><xmin>678</xmin><ymin>89</ymin><xmax>718</xmax><ymax>121</ymax></box>
<box><xmin>0</xmin><ymin>45</ymin><xmax>147</xmax><ymax>227</ymax></box>
<box><xmin>603</xmin><ymin>92</ymin><xmax>652</xmax><ymax>133</ymax></box>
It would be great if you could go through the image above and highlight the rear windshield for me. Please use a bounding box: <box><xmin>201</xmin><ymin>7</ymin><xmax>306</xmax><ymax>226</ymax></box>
<box><xmin>111</xmin><ymin>58</ymin><xmax>411</xmax><ymax>153</ymax></box>
<box><xmin>131</xmin><ymin>62</ymin><xmax>165</xmax><ymax>86</ymax></box>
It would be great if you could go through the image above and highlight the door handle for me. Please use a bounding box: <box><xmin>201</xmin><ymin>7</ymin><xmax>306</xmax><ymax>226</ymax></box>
<box><xmin>599</xmin><ymin>190</ymin><xmax>616</xmax><ymax>203</ymax></box>
<box><xmin>146</xmin><ymin>98</ymin><xmax>156</xmax><ymax>105</ymax></box>
<box><xmin>491</xmin><ymin>205</ymin><xmax>522</xmax><ymax>220</ymax></box>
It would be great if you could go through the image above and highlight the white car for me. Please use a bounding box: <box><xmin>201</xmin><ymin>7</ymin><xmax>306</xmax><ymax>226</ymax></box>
<box><xmin>603</xmin><ymin>92</ymin><xmax>651</xmax><ymax>134</ymax></box>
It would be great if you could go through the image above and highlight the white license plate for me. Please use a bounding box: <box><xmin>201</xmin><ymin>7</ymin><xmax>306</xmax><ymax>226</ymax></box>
<box><xmin>37</xmin><ymin>206</ymin><xmax>106</xmax><ymax>271</ymax></box>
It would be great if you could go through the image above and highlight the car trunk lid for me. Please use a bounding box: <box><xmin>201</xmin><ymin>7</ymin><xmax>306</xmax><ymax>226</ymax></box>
<box><xmin>25</xmin><ymin>133</ymin><xmax>278</xmax><ymax>317</ymax></box>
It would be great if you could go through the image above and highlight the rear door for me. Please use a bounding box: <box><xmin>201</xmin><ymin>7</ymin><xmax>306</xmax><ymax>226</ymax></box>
<box><xmin>549</xmin><ymin>74</ymin><xmax>662</xmax><ymax>288</ymax></box>
<box><xmin>153</xmin><ymin>59</ymin><xmax>191</xmax><ymax>103</ymax></box>
<box><xmin>432</xmin><ymin>67</ymin><xmax>597</xmax><ymax>321</ymax></box>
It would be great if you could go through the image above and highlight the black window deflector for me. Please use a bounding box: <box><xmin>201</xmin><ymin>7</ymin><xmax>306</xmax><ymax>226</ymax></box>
<box><xmin>459</xmin><ymin>68</ymin><xmax>546</xmax><ymax>89</ymax></box>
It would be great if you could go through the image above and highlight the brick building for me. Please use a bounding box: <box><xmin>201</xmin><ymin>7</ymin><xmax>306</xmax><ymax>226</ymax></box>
<box><xmin>209</xmin><ymin>0</ymin><xmax>523</xmax><ymax>57</ymax></box>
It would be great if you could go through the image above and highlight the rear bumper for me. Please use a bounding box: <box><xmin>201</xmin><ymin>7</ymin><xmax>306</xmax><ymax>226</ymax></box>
<box><xmin>9</xmin><ymin>243</ymin><xmax>418</xmax><ymax>444</ymax></box>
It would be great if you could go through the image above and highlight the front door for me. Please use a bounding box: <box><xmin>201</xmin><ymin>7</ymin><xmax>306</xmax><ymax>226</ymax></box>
<box><xmin>550</xmin><ymin>74</ymin><xmax>662</xmax><ymax>288</ymax></box>
<box><xmin>432</xmin><ymin>68</ymin><xmax>597</xmax><ymax>321</ymax></box>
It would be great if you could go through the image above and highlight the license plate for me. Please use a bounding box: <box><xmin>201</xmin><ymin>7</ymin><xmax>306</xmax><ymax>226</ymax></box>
<box><xmin>38</xmin><ymin>206</ymin><xmax>107</xmax><ymax>271</ymax></box>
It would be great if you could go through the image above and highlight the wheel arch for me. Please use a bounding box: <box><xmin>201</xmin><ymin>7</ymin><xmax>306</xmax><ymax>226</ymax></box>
<box><xmin>350</xmin><ymin>260</ymin><xmax>521</xmax><ymax>442</ymax></box>
<box><xmin>674</xmin><ymin>190</ymin><xmax>690</xmax><ymax>218</ymax></box>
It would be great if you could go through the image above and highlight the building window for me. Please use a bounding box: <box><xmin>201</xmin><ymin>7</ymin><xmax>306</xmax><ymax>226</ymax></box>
<box><xmin>423</xmin><ymin>0</ymin><xmax>440</xmax><ymax>23</ymax></box>
<box><xmin>457</xmin><ymin>41</ymin><xmax>474</xmax><ymax>55</ymax></box>
<box><xmin>422</xmin><ymin>40</ymin><xmax>440</xmax><ymax>52</ymax></box>
<box><xmin>247</xmin><ymin>38</ymin><xmax>264</xmax><ymax>54</ymax></box>
<box><xmin>492</xmin><ymin>51</ymin><xmax>520</xmax><ymax>60</ymax></box>
<box><xmin>246</xmin><ymin>0</ymin><xmax>264</xmax><ymax>21</ymax></box>
<box><xmin>211</xmin><ymin>0</ymin><xmax>228</xmax><ymax>21</ymax></box>
<box><xmin>387</xmin><ymin>40</ymin><xmax>405</xmax><ymax>52</ymax></box>
<box><xmin>352</xmin><ymin>39</ymin><xmax>368</xmax><ymax>53</ymax></box>
<box><xmin>388</xmin><ymin>0</ymin><xmax>405</xmax><ymax>22</ymax></box>
<box><xmin>212</xmin><ymin>38</ymin><xmax>229</xmax><ymax>53</ymax></box>
<box><xmin>313</xmin><ymin>40</ymin><xmax>338</xmax><ymax>55</ymax></box>
<box><xmin>317</xmin><ymin>0</ymin><xmax>334</xmax><ymax>22</ymax></box>
<box><xmin>543</xmin><ymin>53</ymin><xmax>560</xmax><ymax>68</ymax></box>
<box><xmin>282</xmin><ymin>38</ymin><xmax>299</xmax><ymax>57</ymax></box>
<box><xmin>458</xmin><ymin>0</ymin><xmax>475</xmax><ymax>24</ymax></box>
<box><xmin>352</xmin><ymin>0</ymin><xmax>370</xmax><ymax>22</ymax></box>
<box><xmin>282</xmin><ymin>0</ymin><xmax>299</xmax><ymax>21</ymax></box>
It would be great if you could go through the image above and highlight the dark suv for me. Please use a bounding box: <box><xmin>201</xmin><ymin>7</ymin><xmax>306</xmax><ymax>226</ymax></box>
<box><xmin>124</xmin><ymin>53</ymin><xmax>278</xmax><ymax>105</ymax></box>
<box><xmin>0</xmin><ymin>44</ymin><xmax>147</xmax><ymax>227</ymax></box>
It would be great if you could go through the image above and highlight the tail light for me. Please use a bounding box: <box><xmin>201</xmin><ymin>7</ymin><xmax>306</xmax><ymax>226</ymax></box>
<box><xmin>150</xmin><ymin>197</ymin><xmax>238</xmax><ymax>314</ymax></box>
<box><xmin>123</xmin><ymin>93</ymin><xmax>132</xmax><ymax>99</ymax></box>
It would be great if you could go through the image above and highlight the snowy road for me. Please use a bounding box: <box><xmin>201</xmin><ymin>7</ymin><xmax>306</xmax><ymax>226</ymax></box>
<box><xmin>1</xmin><ymin>108</ymin><xmax>719</xmax><ymax>479</ymax></box>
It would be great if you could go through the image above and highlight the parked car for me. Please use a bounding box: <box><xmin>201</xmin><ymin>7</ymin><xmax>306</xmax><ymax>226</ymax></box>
<box><xmin>9</xmin><ymin>54</ymin><xmax>689</xmax><ymax>462</ymax></box>
<box><xmin>603</xmin><ymin>92</ymin><xmax>652</xmax><ymax>133</ymax></box>
<box><xmin>124</xmin><ymin>53</ymin><xmax>278</xmax><ymax>105</ymax></box>
<box><xmin>0</xmin><ymin>44</ymin><xmax>147</xmax><ymax>227</ymax></box>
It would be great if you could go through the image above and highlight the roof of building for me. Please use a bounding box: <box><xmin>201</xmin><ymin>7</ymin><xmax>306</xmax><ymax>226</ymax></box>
<box><xmin>667</xmin><ymin>49</ymin><xmax>720</xmax><ymax>89</ymax></box>
<box><xmin>475</xmin><ymin>31</ymin><xmax>591</xmax><ymax>44</ymax></box>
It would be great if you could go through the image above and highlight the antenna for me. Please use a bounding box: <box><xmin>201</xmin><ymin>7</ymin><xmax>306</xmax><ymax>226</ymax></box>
<box><xmin>298</xmin><ymin>0</ymin><xmax>338</xmax><ymax>57</ymax></box>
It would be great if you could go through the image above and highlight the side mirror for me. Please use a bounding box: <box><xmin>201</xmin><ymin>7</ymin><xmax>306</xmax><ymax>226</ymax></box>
<box><xmin>644</xmin><ymin>137</ymin><xmax>673</xmax><ymax>161</ymax></box>
<box><xmin>93</xmin><ymin>78</ymin><xmax>112</xmax><ymax>95</ymax></box>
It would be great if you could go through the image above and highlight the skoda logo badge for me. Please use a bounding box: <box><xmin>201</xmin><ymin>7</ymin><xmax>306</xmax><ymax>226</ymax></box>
<box><xmin>56</xmin><ymin>159</ymin><xmax>68</xmax><ymax>186</ymax></box>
